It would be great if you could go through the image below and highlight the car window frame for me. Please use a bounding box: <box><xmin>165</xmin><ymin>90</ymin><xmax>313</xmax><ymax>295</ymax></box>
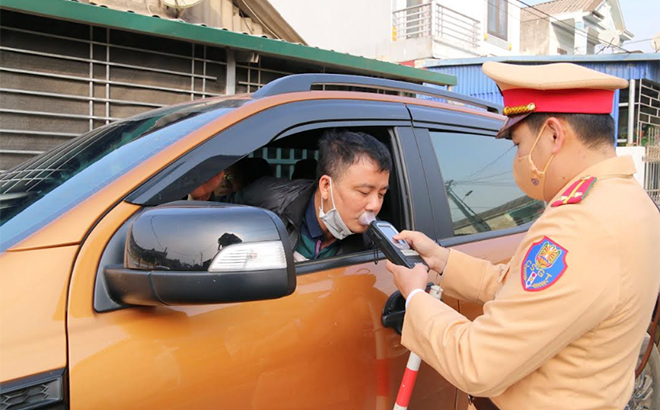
<box><xmin>126</xmin><ymin>99</ymin><xmax>410</xmax><ymax>206</ymax></box>
<box><xmin>124</xmin><ymin>98</ymin><xmax>433</xmax><ymax>275</ymax></box>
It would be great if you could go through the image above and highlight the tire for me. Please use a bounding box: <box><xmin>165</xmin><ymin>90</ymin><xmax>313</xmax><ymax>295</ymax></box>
<box><xmin>627</xmin><ymin>334</ymin><xmax>660</xmax><ymax>410</ymax></box>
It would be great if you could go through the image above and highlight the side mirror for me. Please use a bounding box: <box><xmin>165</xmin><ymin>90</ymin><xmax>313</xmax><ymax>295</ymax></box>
<box><xmin>103</xmin><ymin>201</ymin><xmax>296</xmax><ymax>307</ymax></box>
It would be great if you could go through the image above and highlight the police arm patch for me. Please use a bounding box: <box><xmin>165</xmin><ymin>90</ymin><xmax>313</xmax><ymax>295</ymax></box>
<box><xmin>521</xmin><ymin>236</ymin><xmax>568</xmax><ymax>292</ymax></box>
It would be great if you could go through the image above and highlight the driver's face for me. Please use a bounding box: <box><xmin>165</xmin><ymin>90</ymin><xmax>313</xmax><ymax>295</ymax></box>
<box><xmin>320</xmin><ymin>157</ymin><xmax>390</xmax><ymax>233</ymax></box>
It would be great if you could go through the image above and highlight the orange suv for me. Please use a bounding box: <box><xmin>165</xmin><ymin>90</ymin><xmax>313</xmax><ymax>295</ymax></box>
<box><xmin>0</xmin><ymin>74</ymin><xmax>635</xmax><ymax>409</ymax></box>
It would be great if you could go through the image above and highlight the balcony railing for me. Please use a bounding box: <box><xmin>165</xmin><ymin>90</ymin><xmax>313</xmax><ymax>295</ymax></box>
<box><xmin>392</xmin><ymin>2</ymin><xmax>480</xmax><ymax>52</ymax></box>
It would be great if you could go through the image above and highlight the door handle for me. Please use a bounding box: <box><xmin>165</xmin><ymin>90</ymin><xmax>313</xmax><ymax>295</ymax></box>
<box><xmin>382</xmin><ymin>283</ymin><xmax>434</xmax><ymax>335</ymax></box>
<box><xmin>382</xmin><ymin>290</ymin><xmax>406</xmax><ymax>335</ymax></box>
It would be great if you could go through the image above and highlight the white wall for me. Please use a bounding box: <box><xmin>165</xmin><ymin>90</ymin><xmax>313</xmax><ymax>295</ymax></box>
<box><xmin>268</xmin><ymin>0</ymin><xmax>393</xmax><ymax>59</ymax></box>
<box><xmin>431</xmin><ymin>0</ymin><xmax>521</xmax><ymax>56</ymax></box>
<box><xmin>550</xmin><ymin>19</ymin><xmax>577</xmax><ymax>55</ymax></box>
<box><xmin>481</xmin><ymin>0</ymin><xmax>521</xmax><ymax>56</ymax></box>
<box><xmin>616</xmin><ymin>147</ymin><xmax>646</xmax><ymax>187</ymax></box>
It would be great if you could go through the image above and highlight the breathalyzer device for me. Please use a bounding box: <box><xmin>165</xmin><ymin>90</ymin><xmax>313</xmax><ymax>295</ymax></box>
<box><xmin>367</xmin><ymin>220</ymin><xmax>426</xmax><ymax>269</ymax></box>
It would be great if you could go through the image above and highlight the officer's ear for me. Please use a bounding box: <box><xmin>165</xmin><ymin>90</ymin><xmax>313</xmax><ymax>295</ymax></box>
<box><xmin>545</xmin><ymin>117</ymin><xmax>566</xmax><ymax>154</ymax></box>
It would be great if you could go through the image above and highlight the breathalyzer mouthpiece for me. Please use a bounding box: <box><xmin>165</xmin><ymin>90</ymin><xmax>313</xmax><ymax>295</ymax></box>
<box><xmin>358</xmin><ymin>211</ymin><xmax>376</xmax><ymax>226</ymax></box>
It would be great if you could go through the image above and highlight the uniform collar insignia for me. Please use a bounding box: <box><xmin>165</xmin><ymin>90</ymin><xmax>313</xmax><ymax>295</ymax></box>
<box><xmin>551</xmin><ymin>176</ymin><xmax>597</xmax><ymax>208</ymax></box>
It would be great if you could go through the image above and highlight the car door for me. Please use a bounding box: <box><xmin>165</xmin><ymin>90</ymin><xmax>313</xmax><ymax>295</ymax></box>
<box><xmin>408</xmin><ymin>105</ymin><xmax>545</xmax><ymax>409</ymax></box>
<box><xmin>66</xmin><ymin>98</ymin><xmax>456</xmax><ymax>409</ymax></box>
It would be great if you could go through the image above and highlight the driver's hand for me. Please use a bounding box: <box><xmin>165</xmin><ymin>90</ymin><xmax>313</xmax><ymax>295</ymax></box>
<box><xmin>190</xmin><ymin>171</ymin><xmax>224</xmax><ymax>201</ymax></box>
<box><xmin>393</xmin><ymin>230</ymin><xmax>450</xmax><ymax>273</ymax></box>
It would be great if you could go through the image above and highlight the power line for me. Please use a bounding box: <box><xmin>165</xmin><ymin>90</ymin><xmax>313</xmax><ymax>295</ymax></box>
<box><xmin>483</xmin><ymin>0</ymin><xmax>630</xmax><ymax>54</ymax></box>
<box><xmin>622</xmin><ymin>37</ymin><xmax>655</xmax><ymax>46</ymax></box>
<box><xmin>459</xmin><ymin>170</ymin><xmax>513</xmax><ymax>183</ymax></box>
<box><xmin>456</xmin><ymin>145</ymin><xmax>516</xmax><ymax>182</ymax></box>
<box><xmin>523</xmin><ymin>2</ymin><xmax>629</xmax><ymax>53</ymax></box>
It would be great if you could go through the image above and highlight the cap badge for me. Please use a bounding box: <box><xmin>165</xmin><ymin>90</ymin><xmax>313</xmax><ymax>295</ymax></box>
<box><xmin>503</xmin><ymin>102</ymin><xmax>536</xmax><ymax>117</ymax></box>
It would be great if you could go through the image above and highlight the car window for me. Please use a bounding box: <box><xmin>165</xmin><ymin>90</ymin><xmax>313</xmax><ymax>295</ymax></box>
<box><xmin>192</xmin><ymin>126</ymin><xmax>406</xmax><ymax>266</ymax></box>
<box><xmin>256</xmin><ymin>127</ymin><xmax>403</xmax><ymax>262</ymax></box>
<box><xmin>250</xmin><ymin>147</ymin><xmax>319</xmax><ymax>179</ymax></box>
<box><xmin>429</xmin><ymin>131</ymin><xmax>545</xmax><ymax>236</ymax></box>
<box><xmin>0</xmin><ymin>98</ymin><xmax>247</xmax><ymax>252</ymax></box>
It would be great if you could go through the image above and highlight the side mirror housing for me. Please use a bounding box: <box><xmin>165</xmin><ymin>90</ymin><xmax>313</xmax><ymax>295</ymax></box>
<box><xmin>103</xmin><ymin>201</ymin><xmax>296</xmax><ymax>307</ymax></box>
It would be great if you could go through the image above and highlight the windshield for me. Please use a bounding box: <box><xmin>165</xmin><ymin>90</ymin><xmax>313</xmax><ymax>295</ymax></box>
<box><xmin>0</xmin><ymin>98</ymin><xmax>247</xmax><ymax>251</ymax></box>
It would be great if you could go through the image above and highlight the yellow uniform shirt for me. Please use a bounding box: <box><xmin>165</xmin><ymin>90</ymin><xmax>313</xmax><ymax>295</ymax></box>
<box><xmin>402</xmin><ymin>156</ymin><xmax>660</xmax><ymax>410</ymax></box>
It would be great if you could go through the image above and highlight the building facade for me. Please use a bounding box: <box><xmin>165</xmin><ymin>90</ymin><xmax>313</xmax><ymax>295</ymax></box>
<box><xmin>268</xmin><ymin>0</ymin><xmax>521</xmax><ymax>65</ymax></box>
<box><xmin>520</xmin><ymin>0</ymin><xmax>633</xmax><ymax>56</ymax></box>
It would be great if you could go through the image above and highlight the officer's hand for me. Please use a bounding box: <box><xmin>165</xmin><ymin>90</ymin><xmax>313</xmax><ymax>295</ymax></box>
<box><xmin>394</xmin><ymin>230</ymin><xmax>450</xmax><ymax>273</ymax></box>
<box><xmin>386</xmin><ymin>261</ymin><xmax>429</xmax><ymax>299</ymax></box>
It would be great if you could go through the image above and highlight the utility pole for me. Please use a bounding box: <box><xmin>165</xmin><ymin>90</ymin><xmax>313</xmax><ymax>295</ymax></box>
<box><xmin>445</xmin><ymin>180</ymin><xmax>491</xmax><ymax>233</ymax></box>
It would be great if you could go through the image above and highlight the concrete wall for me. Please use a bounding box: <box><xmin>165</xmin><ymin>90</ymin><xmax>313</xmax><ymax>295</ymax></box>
<box><xmin>552</xmin><ymin>20</ymin><xmax>576</xmax><ymax>55</ymax></box>
<box><xmin>268</xmin><ymin>0</ymin><xmax>393</xmax><ymax>59</ymax></box>
<box><xmin>520</xmin><ymin>16</ymin><xmax>550</xmax><ymax>55</ymax></box>
<box><xmin>389</xmin><ymin>37</ymin><xmax>434</xmax><ymax>63</ymax></box>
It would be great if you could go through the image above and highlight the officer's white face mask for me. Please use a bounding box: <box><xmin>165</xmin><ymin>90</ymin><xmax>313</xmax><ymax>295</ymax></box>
<box><xmin>513</xmin><ymin>123</ymin><xmax>556</xmax><ymax>201</ymax></box>
<box><xmin>319</xmin><ymin>177</ymin><xmax>354</xmax><ymax>240</ymax></box>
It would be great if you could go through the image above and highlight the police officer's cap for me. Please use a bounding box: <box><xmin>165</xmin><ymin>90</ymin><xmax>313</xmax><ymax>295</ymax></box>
<box><xmin>482</xmin><ymin>62</ymin><xmax>628</xmax><ymax>139</ymax></box>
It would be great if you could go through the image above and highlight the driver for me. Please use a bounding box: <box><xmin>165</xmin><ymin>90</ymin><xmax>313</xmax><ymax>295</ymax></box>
<box><xmin>234</xmin><ymin>128</ymin><xmax>392</xmax><ymax>261</ymax></box>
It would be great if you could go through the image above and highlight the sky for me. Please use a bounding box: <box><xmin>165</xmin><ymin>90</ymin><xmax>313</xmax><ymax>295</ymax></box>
<box><xmin>617</xmin><ymin>0</ymin><xmax>660</xmax><ymax>52</ymax></box>
<box><xmin>527</xmin><ymin>0</ymin><xmax>659</xmax><ymax>53</ymax></box>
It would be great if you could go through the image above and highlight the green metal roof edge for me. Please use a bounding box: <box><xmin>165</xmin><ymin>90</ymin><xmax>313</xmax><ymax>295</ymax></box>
<box><xmin>0</xmin><ymin>0</ymin><xmax>456</xmax><ymax>86</ymax></box>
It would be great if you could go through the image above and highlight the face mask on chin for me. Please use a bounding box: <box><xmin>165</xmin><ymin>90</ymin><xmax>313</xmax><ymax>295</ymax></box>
<box><xmin>318</xmin><ymin>177</ymin><xmax>354</xmax><ymax>240</ymax></box>
<box><xmin>513</xmin><ymin>123</ymin><xmax>556</xmax><ymax>201</ymax></box>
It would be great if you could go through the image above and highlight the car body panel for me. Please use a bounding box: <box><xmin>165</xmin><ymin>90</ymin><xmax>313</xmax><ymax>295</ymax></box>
<box><xmin>66</xmin><ymin>201</ymin><xmax>455</xmax><ymax>409</ymax></box>
<box><xmin>0</xmin><ymin>245</ymin><xmax>75</xmax><ymax>382</ymax></box>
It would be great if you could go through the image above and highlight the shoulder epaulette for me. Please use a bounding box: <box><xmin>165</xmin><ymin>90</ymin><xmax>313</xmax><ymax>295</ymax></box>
<box><xmin>551</xmin><ymin>176</ymin><xmax>597</xmax><ymax>208</ymax></box>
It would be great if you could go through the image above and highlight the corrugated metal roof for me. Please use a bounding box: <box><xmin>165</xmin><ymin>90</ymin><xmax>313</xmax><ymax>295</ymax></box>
<box><xmin>521</xmin><ymin>0</ymin><xmax>602</xmax><ymax>21</ymax></box>
<box><xmin>0</xmin><ymin>0</ymin><xmax>457</xmax><ymax>86</ymax></box>
<box><xmin>428</xmin><ymin>58</ymin><xmax>659</xmax><ymax>97</ymax></box>
<box><xmin>426</xmin><ymin>55</ymin><xmax>660</xmax><ymax>135</ymax></box>
<box><xmin>433</xmin><ymin>61</ymin><xmax>658</xmax><ymax>85</ymax></box>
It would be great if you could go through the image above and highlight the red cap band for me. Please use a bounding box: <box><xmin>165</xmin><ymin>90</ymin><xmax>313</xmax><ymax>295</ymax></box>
<box><xmin>502</xmin><ymin>88</ymin><xmax>615</xmax><ymax>114</ymax></box>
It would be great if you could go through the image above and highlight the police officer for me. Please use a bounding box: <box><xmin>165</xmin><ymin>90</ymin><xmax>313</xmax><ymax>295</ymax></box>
<box><xmin>387</xmin><ymin>62</ymin><xmax>660</xmax><ymax>410</ymax></box>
